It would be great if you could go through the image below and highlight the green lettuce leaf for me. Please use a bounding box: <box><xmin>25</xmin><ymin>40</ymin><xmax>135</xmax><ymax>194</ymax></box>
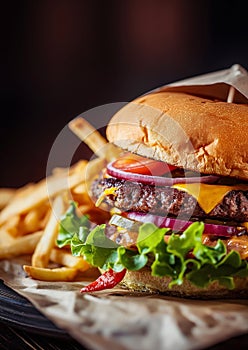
<box><xmin>57</xmin><ymin>202</ymin><xmax>248</xmax><ymax>290</ymax></box>
<box><xmin>57</xmin><ymin>201</ymin><xmax>90</xmax><ymax>247</ymax></box>
<box><xmin>70</xmin><ymin>225</ymin><xmax>120</xmax><ymax>269</ymax></box>
<box><xmin>167</xmin><ymin>222</ymin><xmax>203</xmax><ymax>259</ymax></box>
<box><xmin>137</xmin><ymin>223</ymin><xmax>169</xmax><ymax>254</ymax></box>
<box><xmin>118</xmin><ymin>246</ymin><xmax>148</xmax><ymax>271</ymax></box>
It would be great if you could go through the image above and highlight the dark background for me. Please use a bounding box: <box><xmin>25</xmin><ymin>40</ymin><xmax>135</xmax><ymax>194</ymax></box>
<box><xmin>1</xmin><ymin>0</ymin><xmax>247</xmax><ymax>187</ymax></box>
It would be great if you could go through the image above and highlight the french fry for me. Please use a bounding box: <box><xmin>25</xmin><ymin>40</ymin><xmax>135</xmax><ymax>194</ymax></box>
<box><xmin>0</xmin><ymin>188</ymin><xmax>16</xmax><ymax>210</ymax></box>
<box><xmin>71</xmin><ymin>158</ymin><xmax>106</xmax><ymax>208</ymax></box>
<box><xmin>4</xmin><ymin>215</ymin><xmax>21</xmax><ymax>236</ymax></box>
<box><xmin>23</xmin><ymin>204</ymin><xmax>49</xmax><ymax>233</ymax></box>
<box><xmin>69</xmin><ymin>117</ymin><xmax>107</xmax><ymax>155</ymax></box>
<box><xmin>4</xmin><ymin>203</ymin><xmax>49</xmax><ymax>238</ymax></box>
<box><xmin>69</xmin><ymin>117</ymin><xmax>121</xmax><ymax>162</ymax></box>
<box><xmin>0</xmin><ymin>231</ymin><xmax>43</xmax><ymax>260</ymax></box>
<box><xmin>72</xmin><ymin>183</ymin><xmax>86</xmax><ymax>194</ymax></box>
<box><xmin>0</xmin><ymin>228</ymin><xmax>16</xmax><ymax>245</ymax></box>
<box><xmin>50</xmin><ymin>248</ymin><xmax>90</xmax><ymax>272</ymax></box>
<box><xmin>72</xmin><ymin>185</ymin><xmax>93</xmax><ymax>206</ymax></box>
<box><xmin>0</xmin><ymin>160</ymin><xmax>86</xmax><ymax>225</ymax></box>
<box><xmin>23</xmin><ymin>265</ymin><xmax>77</xmax><ymax>281</ymax></box>
<box><xmin>31</xmin><ymin>196</ymin><xmax>65</xmax><ymax>268</ymax></box>
<box><xmin>0</xmin><ymin>130</ymin><xmax>116</xmax><ymax>280</ymax></box>
<box><xmin>84</xmin><ymin>157</ymin><xmax>106</xmax><ymax>184</ymax></box>
<box><xmin>24</xmin><ymin>209</ymin><xmax>42</xmax><ymax>232</ymax></box>
<box><xmin>78</xmin><ymin>204</ymin><xmax>93</xmax><ymax>214</ymax></box>
<box><xmin>52</xmin><ymin>166</ymin><xmax>68</xmax><ymax>176</ymax></box>
<box><xmin>40</xmin><ymin>207</ymin><xmax>52</xmax><ymax>228</ymax></box>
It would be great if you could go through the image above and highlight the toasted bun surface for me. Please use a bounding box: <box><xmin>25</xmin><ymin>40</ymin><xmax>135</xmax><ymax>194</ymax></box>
<box><xmin>120</xmin><ymin>267</ymin><xmax>248</xmax><ymax>299</ymax></box>
<box><xmin>107</xmin><ymin>92</ymin><xmax>248</xmax><ymax>179</ymax></box>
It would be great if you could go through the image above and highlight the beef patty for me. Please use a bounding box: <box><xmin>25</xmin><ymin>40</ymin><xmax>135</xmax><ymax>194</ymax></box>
<box><xmin>91</xmin><ymin>177</ymin><xmax>248</xmax><ymax>222</ymax></box>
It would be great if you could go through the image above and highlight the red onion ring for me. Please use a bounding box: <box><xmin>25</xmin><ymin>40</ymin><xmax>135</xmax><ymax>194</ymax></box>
<box><xmin>107</xmin><ymin>162</ymin><xmax>220</xmax><ymax>186</ymax></box>
<box><xmin>126</xmin><ymin>212</ymin><xmax>244</xmax><ymax>237</ymax></box>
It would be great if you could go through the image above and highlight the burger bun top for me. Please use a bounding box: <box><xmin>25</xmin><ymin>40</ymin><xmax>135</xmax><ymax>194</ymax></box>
<box><xmin>106</xmin><ymin>92</ymin><xmax>248</xmax><ymax>180</ymax></box>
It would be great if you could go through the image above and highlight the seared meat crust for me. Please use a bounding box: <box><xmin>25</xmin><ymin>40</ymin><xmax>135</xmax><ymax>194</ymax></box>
<box><xmin>91</xmin><ymin>177</ymin><xmax>248</xmax><ymax>222</ymax></box>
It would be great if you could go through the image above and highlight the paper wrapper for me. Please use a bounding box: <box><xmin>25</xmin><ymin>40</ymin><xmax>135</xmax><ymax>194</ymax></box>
<box><xmin>153</xmin><ymin>63</ymin><xmax>248</xmax><ymax>103</ymax></box>
<box><xmin>1</xmin><ymin>64</ymin><xmax>248</xmax><ymax>350</ymax></box>
<box><xmin>1</xmin><ymin>258</ymin><xmax>248</xmax><ymax>350</ymax></box>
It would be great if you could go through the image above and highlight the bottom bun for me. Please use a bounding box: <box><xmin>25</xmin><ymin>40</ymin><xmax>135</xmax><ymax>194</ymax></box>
<box><xmin>119</xmin><ymin>267</ymin><xmax>248</xmax><ymax>299</ymax></box>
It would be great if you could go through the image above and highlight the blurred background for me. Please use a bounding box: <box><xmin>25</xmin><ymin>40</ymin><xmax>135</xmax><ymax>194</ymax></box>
<box><xmin>1</xmin><ymin>0</ymin><xmax>247</xmax><ymax>187</ymax></box>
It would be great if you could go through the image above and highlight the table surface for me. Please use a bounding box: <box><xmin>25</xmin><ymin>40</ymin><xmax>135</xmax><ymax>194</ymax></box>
<box><xmin>0</xmin><ymin>323</ymin><xmax>85</xmax><ymax>350</ymax></box>
<box><xmin>0</xmin><ymin>279</ymin><xmax>87</xmax><ymax>350</ymax></box>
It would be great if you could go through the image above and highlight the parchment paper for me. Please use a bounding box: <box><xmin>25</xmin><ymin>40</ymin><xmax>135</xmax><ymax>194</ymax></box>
<box><xmin>1</xmin><ymin>64</ymin><xmax>248</xmax><ymax>350</ymax></box>
<box><xmin>153</xmin><ymin>63</ymin><xmax>248</xmax><ymax>103</ymax></box>
<box><xmin>1</xmin><ymin>258</ymin><xmax>248</xmax><ymax>350</ymax></box>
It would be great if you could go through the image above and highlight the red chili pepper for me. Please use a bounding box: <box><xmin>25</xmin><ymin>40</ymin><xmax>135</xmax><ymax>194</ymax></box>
<box><xmin>80</xmin><ymin>269</ymin><xmax>126</xmax><ymax>293</ymax></box>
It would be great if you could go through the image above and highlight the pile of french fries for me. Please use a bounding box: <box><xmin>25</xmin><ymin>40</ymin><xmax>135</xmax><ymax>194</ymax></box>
<box><xmin>0</xmin><ymin>118</ymin><xmax>121</xmax><ymax>282</ymax></box>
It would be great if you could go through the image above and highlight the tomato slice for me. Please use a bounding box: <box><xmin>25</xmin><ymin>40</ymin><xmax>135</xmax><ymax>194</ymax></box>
<box><xmin>112</xmin><ymin>153</ymin><xmax>177</xmax><ymax>176</ymax></box>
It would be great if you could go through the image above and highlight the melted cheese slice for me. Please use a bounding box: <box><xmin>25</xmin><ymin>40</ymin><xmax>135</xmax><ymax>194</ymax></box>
<box><xmin>172</xmin><ymin>183</ymin><xmax>248</xmax><ymax>214</ymax></box>
<box><xmin>95</xmin><ymin>187</ymin><xmax>117</xmax><ymax>207</ymax></box>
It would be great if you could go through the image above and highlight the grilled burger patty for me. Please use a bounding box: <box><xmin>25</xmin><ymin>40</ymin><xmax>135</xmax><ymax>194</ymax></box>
<box><xmin>91</xmin><ymin>177</ymin><xmax>248</xmax><ymax>222</ymax></box>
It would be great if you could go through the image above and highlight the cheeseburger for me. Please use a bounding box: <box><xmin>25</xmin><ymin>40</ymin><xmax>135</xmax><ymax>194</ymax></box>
<box><xmin>60</xmin><ymin>91</ymin><xmax>248</xmax><ymax>298</ymax></box>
